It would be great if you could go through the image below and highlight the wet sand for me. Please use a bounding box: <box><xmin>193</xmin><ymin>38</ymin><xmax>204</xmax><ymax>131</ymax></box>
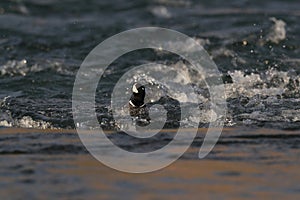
<box><xmin>0</xmin><ymin>127</ymin><xmax>299</xmax><ymax>199</ymax></box>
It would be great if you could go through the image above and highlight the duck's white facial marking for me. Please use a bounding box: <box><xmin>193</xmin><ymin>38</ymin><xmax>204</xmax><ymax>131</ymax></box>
<box><xmin>132</xmin><ymin>84</ymin><xmax>139</xmax><ymax>93</ymax></box>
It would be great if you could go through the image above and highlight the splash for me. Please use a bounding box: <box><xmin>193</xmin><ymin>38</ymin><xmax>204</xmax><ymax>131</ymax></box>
<box><xmin>266</xmin><ymin>17</ymin><xmax>286</xmax><ymax>44</ymax></box>
<box><xmin>227</xmin><ymin>68</ymin><xmax>299</xmax><ymax>98</ymax></box>
<box><xmin>150</xmin><ymin>6</ymin><xmax>172</xmax><ymax>18</ymax></box>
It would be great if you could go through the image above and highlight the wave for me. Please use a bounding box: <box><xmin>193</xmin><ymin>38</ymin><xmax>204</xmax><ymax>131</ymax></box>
<box><xmin>0</xmin><ymin>59</ymin><xmax>77</xmax><ymax>77</ymax></box>
<box><xmin>1</xmin><ymin>60</ymin><xmax>299</xmax><ymax>130</ymax></box>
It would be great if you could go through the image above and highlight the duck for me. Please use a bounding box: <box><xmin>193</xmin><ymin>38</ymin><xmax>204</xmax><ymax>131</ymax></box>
<box><xmin>128</xmin><ymin>83</ymin><xmax>150</xmax><ymax>123</ymax></box>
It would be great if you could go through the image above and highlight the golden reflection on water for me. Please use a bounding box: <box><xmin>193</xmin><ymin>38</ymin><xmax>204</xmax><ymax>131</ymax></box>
<box><xmin>0</xmin><ymin>127</ymin><xmax>299</xmax><ymax>199</ymax></box>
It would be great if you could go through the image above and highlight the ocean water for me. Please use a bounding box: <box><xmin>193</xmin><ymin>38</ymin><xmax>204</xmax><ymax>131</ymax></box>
<box><xmin>0</xmin><ymin>0</ymin><xmax>300</xmax><ymax>198</ymax></box>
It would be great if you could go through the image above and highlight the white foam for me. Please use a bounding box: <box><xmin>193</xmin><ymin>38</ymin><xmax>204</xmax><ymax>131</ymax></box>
<box><xmin>226</xmin><ymin>68</ymin><xmax>299</xmax><ymax>98</ymax></box>
<box><xmin>266</xmin><ymin>17</ymin><xmax>286</xmax><ymax>44</ymax></box>
<box><xmin>0</xmin><ymin>59</ymin><xmax>76</xmax><ymax>76</ymax></box>
<box><xmin>150</xmin><ymin>6</ymin><xmax>172</xmax><ymax>18</ymax></box>
<box><xmin>0</xmin><ymin>114</ymin><xmax>54</xmax><ymax>129</ymax></box>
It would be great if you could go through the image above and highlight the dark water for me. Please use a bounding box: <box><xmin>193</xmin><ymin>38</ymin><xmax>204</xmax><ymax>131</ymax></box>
<box><xmin>0</xmin><ymin>1</ymin><xmax>300</xmax><ymax>198</ymax></box>
<box><xmin>0</xmin><ymin>0</ymin><xmax>299</xmax><ymax>130</ymax></box>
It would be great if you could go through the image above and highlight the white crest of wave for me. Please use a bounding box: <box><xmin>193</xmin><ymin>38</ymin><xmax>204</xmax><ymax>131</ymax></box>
<box><xmin>0</xmin><ymin>115</ymin><xmax>54</xmax><ymax>129</ymax></box>
<box><xmin>266</xmin><ymin>17</ymin><xmax>286</xmax><ymax>44</ymax></box>
<box><xmin>227</xmin><ymin>68</ymin><xmax>299</xmax><ymax>98</ymax></box>
<box><xmin>150</xmin><ymin>6</ymin><xmax>172</xmax><ymax>18</ymax></box>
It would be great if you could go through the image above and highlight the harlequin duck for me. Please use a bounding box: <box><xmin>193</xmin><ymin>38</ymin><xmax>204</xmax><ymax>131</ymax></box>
<box><xmin>128</xmin><ymin>83</ymin><xmax>150</xmax><ymax>122</ymax></box>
